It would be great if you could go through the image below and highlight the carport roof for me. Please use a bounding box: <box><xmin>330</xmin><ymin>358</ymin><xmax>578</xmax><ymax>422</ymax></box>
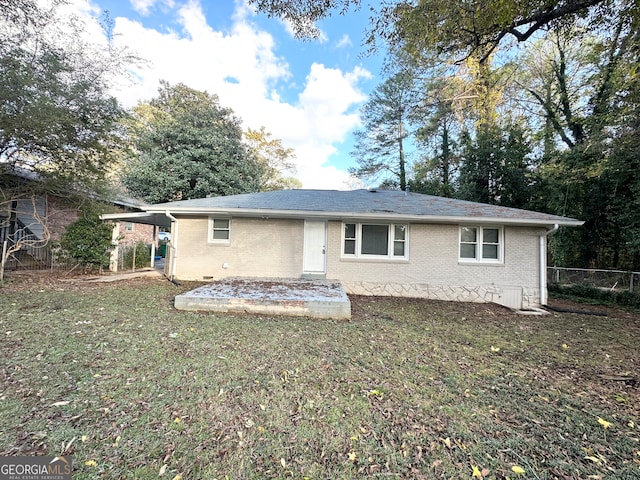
<box><xmin>99</xmin><ymin>211</ymin><xmax>172</xmax><ymax>228</ymax></box>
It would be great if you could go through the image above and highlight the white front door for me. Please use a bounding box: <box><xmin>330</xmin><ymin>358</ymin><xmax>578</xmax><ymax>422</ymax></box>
<box><xmin>303</xmin><ymin>220</ymin><xmax>327</xmax><ymax>274</ymax></box>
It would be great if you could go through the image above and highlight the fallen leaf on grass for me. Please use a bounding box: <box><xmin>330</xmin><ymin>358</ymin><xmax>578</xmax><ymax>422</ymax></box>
<box><xmin>84</xmin><ymin>460</ymin><xmax>97</xmax><ymax>467</ymax></box>
<box><xmin>50</xmin><ymin>401</ymin><xmax>70</xmax><ymax>407</ymax></box>
<box><xmin>597</xmin><ymin>417</ymin><xmax>612</xmax><ymax>429</ymax></box>
<box><xmin>348</xmin><ymin>451</ymin><xmax>357</xmax><ymax>462</ymax></box>
<box><xmin>512</xmin><ymin>465</ymin><xmax>525</xmax><ymax>475</ymax></box>
<box><xmin>172</xmin><ymin>475</ymin><xmax>182</xmax><ymax>480</ymax></box>
<box><xmin>442</xmin><ymin>437</ymin><xmax>452</xmax><ymax>449</ymax></box>
<box><xmin>159</xmin><ymin>464</ymin><xmax>167</xmax><ymax>476</ymax></box>
<box><xmin>585</xmin><ymin>456</ymin><xmax>603</xmax><ymax>464</ymax></box>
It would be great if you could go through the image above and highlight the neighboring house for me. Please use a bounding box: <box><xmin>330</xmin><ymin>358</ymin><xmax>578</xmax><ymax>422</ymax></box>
<box><xmin>101</xmin><ymin>189</ymin><xmax>582</xmax><ymax>309</ymax></box>
<box><xmin>1</xmin><ymin>168</ymin><xmax>154</xmax><ymax>270</ymax></box>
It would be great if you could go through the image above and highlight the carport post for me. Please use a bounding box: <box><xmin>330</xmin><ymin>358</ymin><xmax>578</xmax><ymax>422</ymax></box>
<box><xmin>109</xmin><ymin>222</ymin><xmax>119</xmax><ymax>273</ymax></box>
<box><xmin>150</xmin><ymin>225</ymin><xmax>157</xmax><ymax>268</ymax></box>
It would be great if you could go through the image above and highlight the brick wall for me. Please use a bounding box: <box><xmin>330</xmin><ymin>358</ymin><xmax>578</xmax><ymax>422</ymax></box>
<box><xmin>46</xmin><ymin>194</ymin><xmax>80</xmax><ymax>242</ymax></box>
<box><xmin>117</xmin><ymin>221</ymin><xmax>155</xmax><ymax>246</ymax></box>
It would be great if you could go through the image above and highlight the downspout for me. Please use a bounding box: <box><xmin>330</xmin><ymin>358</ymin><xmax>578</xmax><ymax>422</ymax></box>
<box><xmin>165</xmin><ymin>210</ymin><xmax>178</xmax><ymax>281</ymax></box>
<box><xmin>540</xmin><ymin>224</ymin><xmax>559</xmax><ymax>306</ymax></box>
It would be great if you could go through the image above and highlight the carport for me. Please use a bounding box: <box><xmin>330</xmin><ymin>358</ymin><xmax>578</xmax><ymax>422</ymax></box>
<box><xmin>100</xmin><ymin>211</ymin><xmax>174</xmax><ymax>274</ymax></box>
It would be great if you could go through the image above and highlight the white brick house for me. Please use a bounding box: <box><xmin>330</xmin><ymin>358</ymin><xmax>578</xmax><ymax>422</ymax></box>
<box><xmin>101</xmin><ymin>189</ymin><xmax>582</xmax><ymax>309</ymax></box>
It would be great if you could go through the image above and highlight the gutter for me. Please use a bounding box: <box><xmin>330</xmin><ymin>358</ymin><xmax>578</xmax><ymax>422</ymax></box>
<box><xmin>144</xmin><ymin>207</ymin><xmax>583</xmax><ymax>228</ymax></box>
<box><xmin>164</xmin><ymin>210</ymin><xmax>178</xmax><ymax>281</ymax></box>
<box><xmin>540</xmin><ymin>224</ymin><xmax>560</xmax><ymax>306</ymax></box>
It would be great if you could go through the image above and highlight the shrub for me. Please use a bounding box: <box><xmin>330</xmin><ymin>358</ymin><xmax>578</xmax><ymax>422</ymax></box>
<box><xmin>60</xmin><ymin>217</ymin><xmax>113</xmax><ymax>268</ymax></box>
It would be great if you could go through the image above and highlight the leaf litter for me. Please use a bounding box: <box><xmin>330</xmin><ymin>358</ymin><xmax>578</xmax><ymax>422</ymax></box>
<box><xmin>0</xmin><ymin>276</ymin><xmax>638</xmax><ymax>478</ymax></box>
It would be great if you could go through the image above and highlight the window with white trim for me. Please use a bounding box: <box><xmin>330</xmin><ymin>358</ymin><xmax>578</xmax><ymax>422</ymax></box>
<box><xmin>459</xmin><ymin>226</ymin><xmax>503</xmax><ymax>263</ymax></box>
<box><xmin>208</xmin><ymin>217</ymin><xmax>230</xmax><ymax>243</ymax></box>
<box><xmin>342</xmin><ymin>223</ymin><xmax>408</xmax><ymax>259</ymax></box>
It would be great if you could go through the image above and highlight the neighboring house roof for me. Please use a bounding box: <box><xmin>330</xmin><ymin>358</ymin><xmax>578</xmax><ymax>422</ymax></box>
<box><xmin>2</xmin><ymin>165</ymin><xmax>148</xmax><ymax>211</ymax></box>
<box><xmin>140</xmin><ymin>189</ymin><xmax>582</xmax><ymax>227</ymax></box>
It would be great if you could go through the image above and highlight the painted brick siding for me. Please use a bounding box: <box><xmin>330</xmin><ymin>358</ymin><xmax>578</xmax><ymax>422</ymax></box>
<box><xmin>175</xmin><ymin>216</ymin><xmax>304</xmax><ymax>280</ymax></box>
<box><xmin>173</xmin><ymin>216</ymin><xmax>545</xmax><ymax>307</ymax></box>
<box><xmin>326</xmin><ymin>222</ymin><xmax>541</xmax><ymax>288</ymax></box>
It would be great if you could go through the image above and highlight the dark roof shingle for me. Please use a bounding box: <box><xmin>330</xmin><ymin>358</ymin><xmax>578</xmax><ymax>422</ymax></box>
<box><xmin>146</xmin><ymin>189</ymin><xmax>581</xmax><ymax>226</ymax></box>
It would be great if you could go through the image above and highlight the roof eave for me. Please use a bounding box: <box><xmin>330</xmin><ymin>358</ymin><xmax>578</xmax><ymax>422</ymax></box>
<box><xmin>144</xmin><ymin>206</ymin><xmax>583</xmax><ymax>227</ymax></box>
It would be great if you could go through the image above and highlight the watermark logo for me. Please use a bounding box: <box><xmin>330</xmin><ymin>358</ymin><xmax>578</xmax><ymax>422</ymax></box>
<box><xmin>0</xmin><ymin>456</ymin><xmax>72</xmax><ymax>480</ymax></box>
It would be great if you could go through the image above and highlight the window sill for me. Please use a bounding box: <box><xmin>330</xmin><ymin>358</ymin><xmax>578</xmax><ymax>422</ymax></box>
<box><xmin>340</xmin><ymin>256</ymin><xmax>409</xmax><ymax>264</ymax></box>
<box><xmin>458</xmin><ymin>260</ymin><xmax>504</xmax><ymax>266</ymax></box>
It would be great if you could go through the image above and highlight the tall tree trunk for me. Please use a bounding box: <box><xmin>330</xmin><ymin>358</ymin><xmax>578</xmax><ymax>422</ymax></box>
<box><xmin>398</xmin><ymin>134</ymin><xmax>406</xmax><ymax>191</ymax></box>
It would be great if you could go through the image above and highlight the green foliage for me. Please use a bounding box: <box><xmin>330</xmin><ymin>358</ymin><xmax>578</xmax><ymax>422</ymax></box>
<box><xmin>123</xmin><ymin>82</ymin><xmax>263</xmax><ymax>203</ymax></box>
<box><xmin>120</xmin><ymin>242</ymin><xmax>151</xmax><ymax>270</ymax></box>
<box><xmin>380</xmin><ymin>0</ymin><xmax>615</xmax><ymax>64</ymax></box>
<box><xmin>457</xmin><ymin>124</ymin><xmax>533</xmax><ymax>208</ymax></box>
<box><xmin>60</xmin><ymin>217</ymin><xmax>113</xmax><ymax>268</ymax></box>
<box><xmin>243</xmin><ymin>127</ymin><xmax>300</xmax><ymax>191</ymax></box>
<box><xmin>0</xmin><ymin>0</ymin><xmax>132</xmax><ymax>190</ymax></box>
<box><xmin>349</xmin><ymin>72</ymin><xmax>417</xmax><ymax>189</ymax></box>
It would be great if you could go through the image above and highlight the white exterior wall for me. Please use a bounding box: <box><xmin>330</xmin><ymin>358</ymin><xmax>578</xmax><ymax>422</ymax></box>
<box><xmin>174</xmin><ymin>216</ymin><xmax>303</xmax><ymax>280</ymax></box>
<box><xmin>173</xmin><ymin>216</ymin><xmax>545</xmax><ymax>308</ymax></box>
<box><xmin>326</xmin><ymin>222</ymin><xmax>544</xmax><ymax>308</ymax></box>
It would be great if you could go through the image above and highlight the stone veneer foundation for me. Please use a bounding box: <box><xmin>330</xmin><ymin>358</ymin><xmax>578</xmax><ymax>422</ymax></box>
<box><xmin>343</xmin><ymin>281</ymin><xmax>541</xmax><ymax>310</ymax></box>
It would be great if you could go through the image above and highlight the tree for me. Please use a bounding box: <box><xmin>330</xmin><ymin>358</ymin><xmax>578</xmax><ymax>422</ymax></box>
<box><xmin>513</xmin><ymin>11</ymin><xmax>640</xmax><ymax>268</ymax></box>
<box><xmin>0</xmin><ymin>0</ymin><xmax>132</xmax><ymax>188</ymax></box>
<box><xmin>349</xmin><ymin>72</ymin><xmax>417</xmax><ymax>190</ymax></box>
<box><xmin>457</xmin><ymin>123</ymin><xmax>533</xmax><ymax>208</ymax></box>
<box><xmin>123</xmin><ymin>82</ymin><xmax>264</xmax><ymax>203</ymax></box>
<box><xmin>249</xmin><ymin>0</ymin><xmax>362</xmax><ymax>38</ymax></box>
<box><xmin>243</xmin><ymin>127</ymin><xmax>301</xmax><ymax>191</ymax></box>
<box><xmin>0</xmin><ymin>0</ymin><xmax>134</xmax><ymax>276</ymax></box>
<box><xmin>409</xmin><ymin>76</ymin><xmax>461</xmax><ymax>197</ymax></box>
<box><xmin>249</xmin><ymin>0</ymin><xmax>618</xmax><ymax>63</ymax></box>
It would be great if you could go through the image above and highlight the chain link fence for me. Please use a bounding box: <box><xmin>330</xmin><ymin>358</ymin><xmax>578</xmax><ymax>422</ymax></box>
<box><xmin>116</xmin><ymin>242</ymin><xmax>152</xmax><ymax>271</ymax></box>
<box><xmin>548</xmin><ymin>267</ymin><xmax>639</xmax><ymax>293</ymax></box>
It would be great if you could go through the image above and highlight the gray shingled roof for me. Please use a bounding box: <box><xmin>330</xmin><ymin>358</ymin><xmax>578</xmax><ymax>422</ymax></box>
<box><xmin>144</xmin><ymin>189</ymin><xmax>581</xmax><ymax>227</ymax></box>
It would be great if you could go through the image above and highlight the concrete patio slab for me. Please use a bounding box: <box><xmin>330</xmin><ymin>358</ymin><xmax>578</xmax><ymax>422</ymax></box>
<box><xmin>174</xmin><ymin>278</ymin><xmax>351</xmax><ymax>319</ymax></box>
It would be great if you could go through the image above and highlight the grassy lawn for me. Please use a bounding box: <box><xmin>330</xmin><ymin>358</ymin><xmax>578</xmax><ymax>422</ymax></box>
<box><xmin>1</xmin><ymin>276</ymin><xmax>639</xmax><ymax>479</ymax></box>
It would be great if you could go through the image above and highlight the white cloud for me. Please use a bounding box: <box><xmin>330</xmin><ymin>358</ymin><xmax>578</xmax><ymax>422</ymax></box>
<box><xmin>79</xmin><ymin>0</ymin><xmax>369</xmax><ymax>189</ymax></box>
<box><xmin>130</xmin><ymin>0</ymin><xmax>175</xmax><ymax>16</ymax></box>
<box><xmin>335</xmin><ymin>34</ymin><xmax>352</xmax><ymax>49</ymax></box>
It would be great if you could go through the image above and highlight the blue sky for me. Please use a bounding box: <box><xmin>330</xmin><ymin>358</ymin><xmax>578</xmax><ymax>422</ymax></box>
<box><xmin>71</xmin><ymin>0</ymin><xmax>385</xmax><ymax>189</ymax></box>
